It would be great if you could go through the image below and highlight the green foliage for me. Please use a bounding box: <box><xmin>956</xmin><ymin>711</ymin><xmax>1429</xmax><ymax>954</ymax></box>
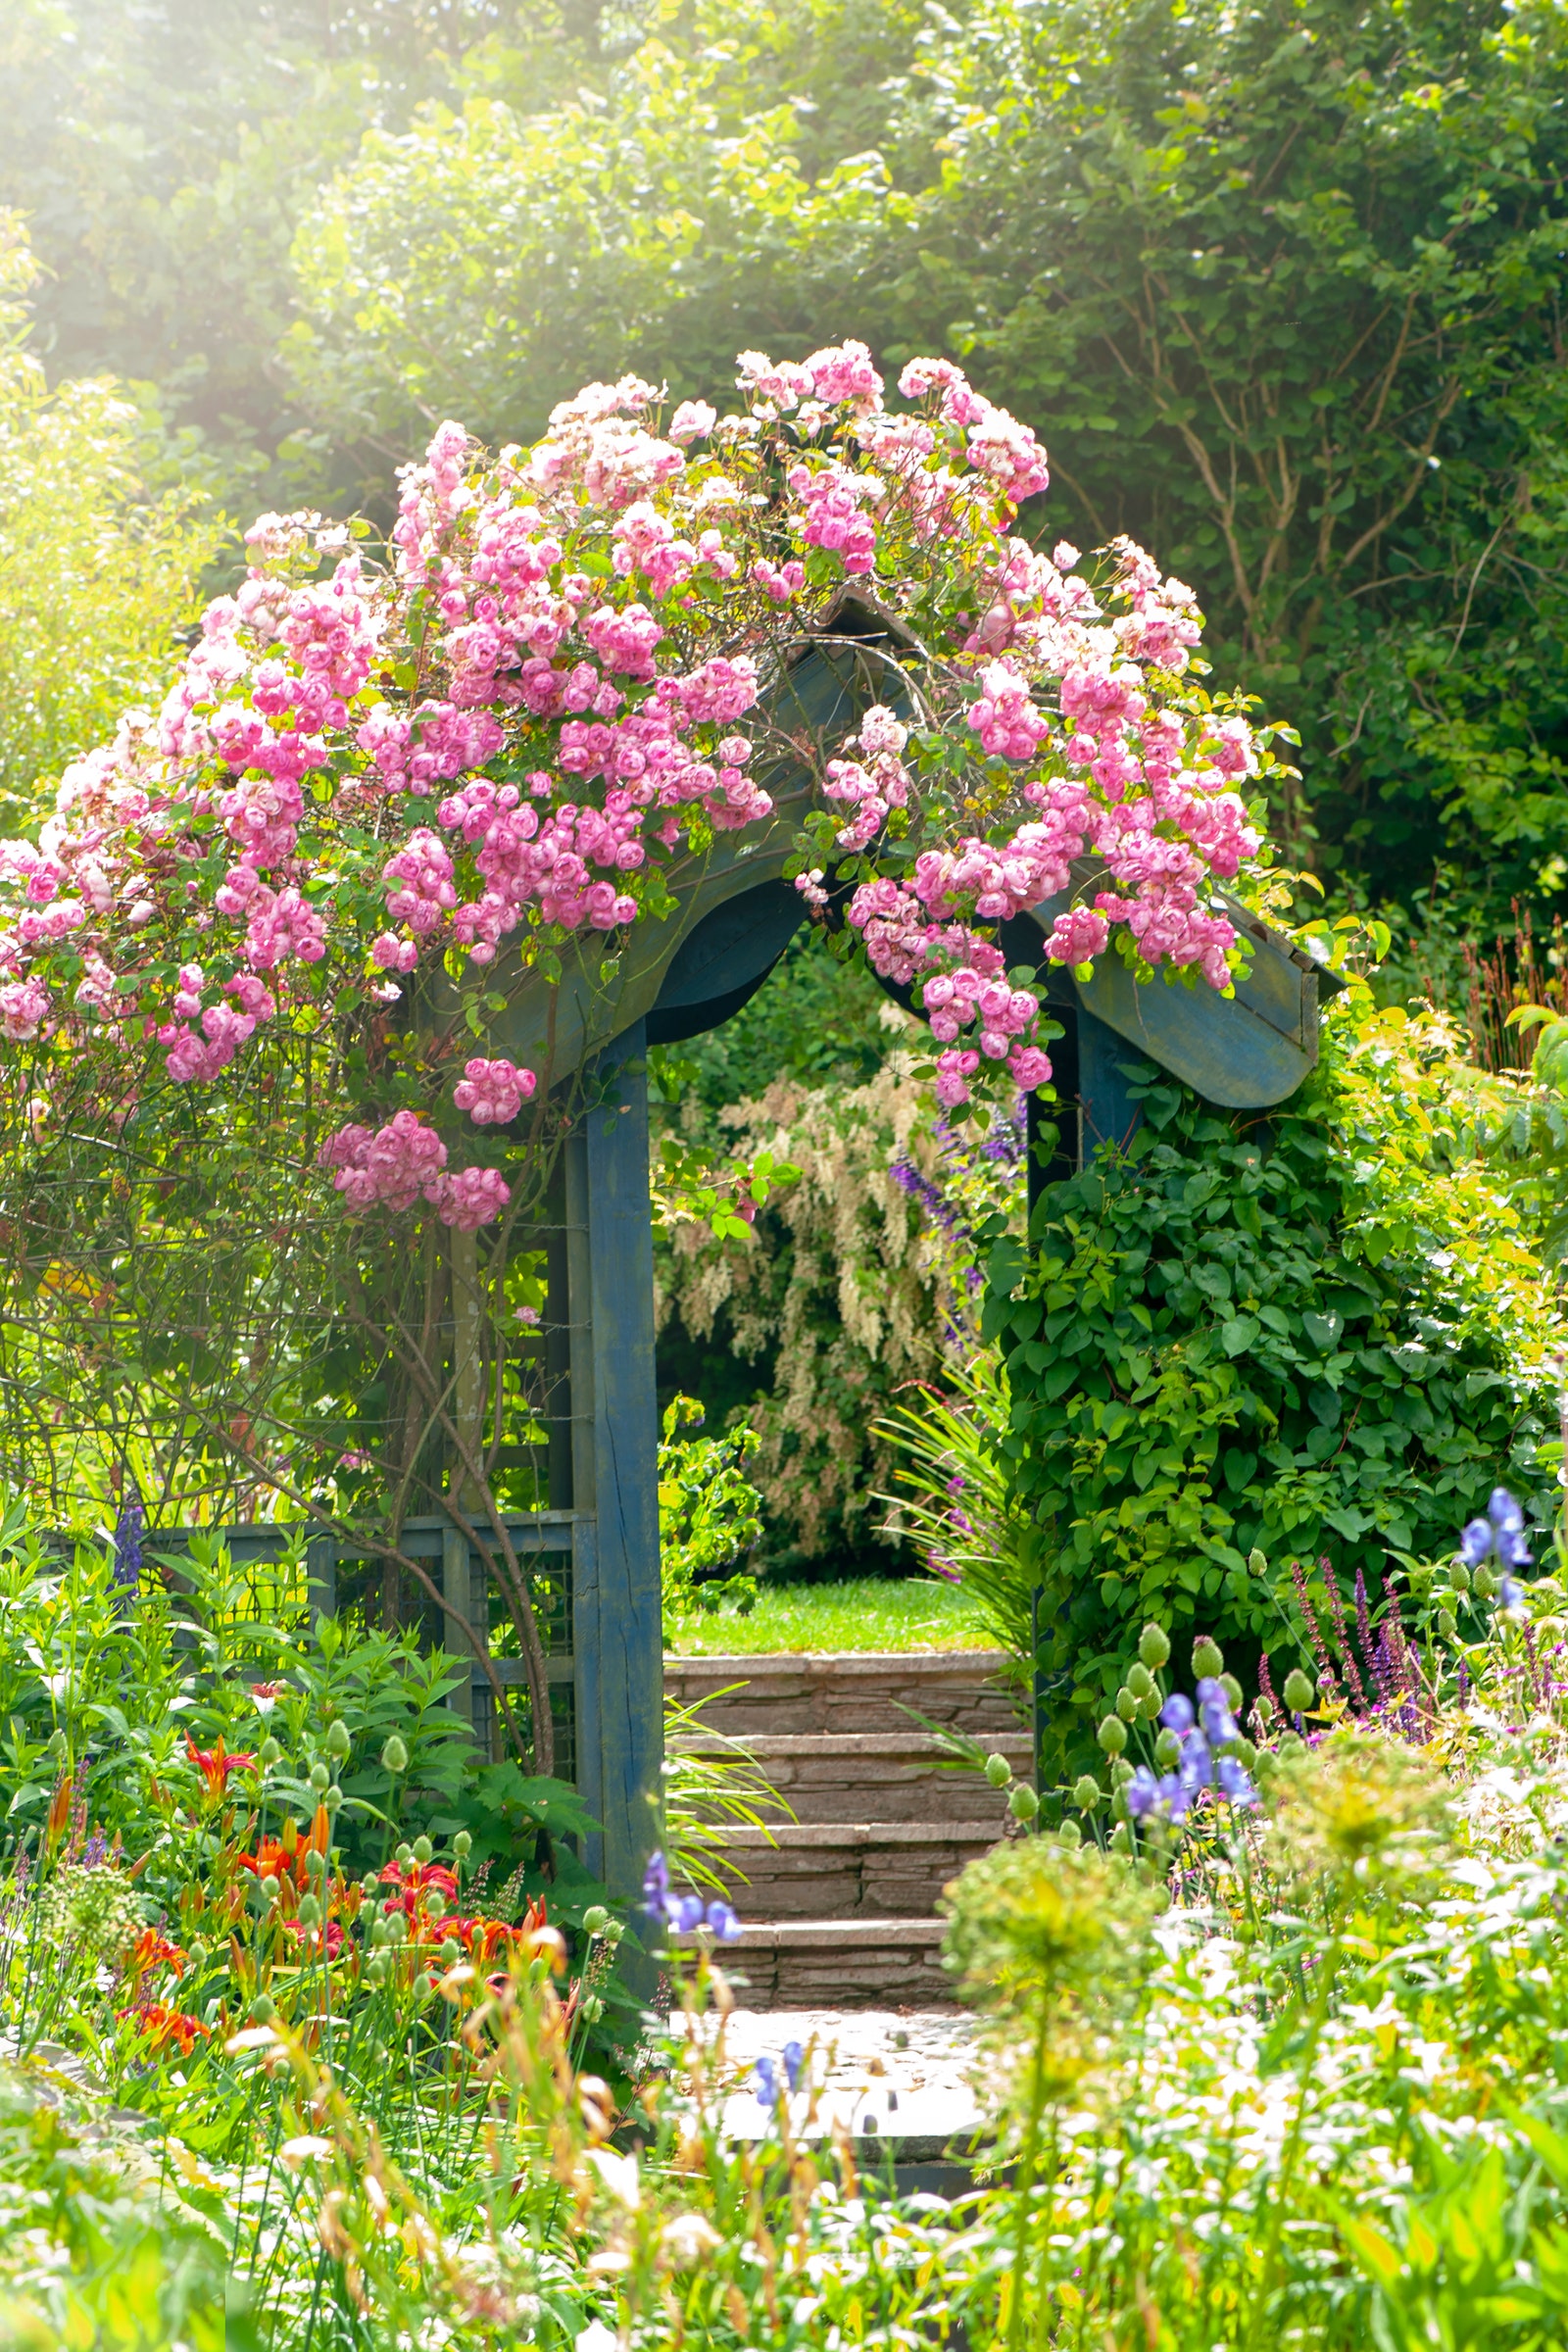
<box><xmin>985</xmin><ymin>998</ymin><xmax>1559</xmax><ymax>1772</ymax></box>
<box><xmin>0</xmin><ymin>217</ymin><xmax>223</xmax><ymax>830</ymax></box>
<box><xmin>0</xmin><ymin>2064</ymin><xmax>237</xmax><ymax>2351</ymax></box>
<box><xmin>877</xmin><ymin>1348</ymin><xmax>1041</xmax><ymax>1665</ymax></box>
<box><xmin>890</xmin><ymin>0</ymin><xmax>1568</xmax><ymax>916</ymax></box>
<box><xmin>658</xmin><ymin>1394</ymin><xmax>762</xmax><ymax>1639</ymax></box>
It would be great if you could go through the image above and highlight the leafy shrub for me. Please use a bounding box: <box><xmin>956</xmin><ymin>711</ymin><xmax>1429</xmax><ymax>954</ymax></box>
<box><xmin>657</xmin><ymin>1046</ymin><xmax>1024</xmax><ymax>1567</ymax></box>
<box><xmin>658</xmin><ymin>1395</ymin><xmax>762</xmax><ymax>1641</ymax></box>
<box><xmin>0</xmin><ymin>216</ymin><xmax>222</xmax><ymax>832</ymax></box>
<box><xmin>982</xmin><ymin>998</ymin><xmax>1560</xmax><ymax>1773</ymax></box>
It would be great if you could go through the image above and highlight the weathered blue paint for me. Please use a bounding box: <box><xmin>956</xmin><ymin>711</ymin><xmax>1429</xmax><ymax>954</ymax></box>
<box><xmin>1078</xmin><ymin>1005</ymin><xmax>1147</xmax><ymax>1160</ymax></box>
<box><xmin>564</xmin><ymin>1019</ymin><xmax>662</xmax><ymax>1908</ymax></box>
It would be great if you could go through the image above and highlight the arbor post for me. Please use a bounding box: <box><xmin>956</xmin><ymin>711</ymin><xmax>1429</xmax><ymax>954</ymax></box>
<box><xmin>564</xmin><ymin>1020</ymin><xmax>662</xmax><ymax>1910</ymax></box>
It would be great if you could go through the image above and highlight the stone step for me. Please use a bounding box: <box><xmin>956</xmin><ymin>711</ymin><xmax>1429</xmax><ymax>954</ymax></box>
<box><xmin>664</xmin><ymin>1649</ymin><xmax>1022</xmax><ymax>1740</ymax></box>
<box><xmin>669</xmin><ymin>1729</ymin><xmax>1032</xmax><ymax>1826</ymax></box>
<box><xmin>721</xmin><ymin>1918</ymin><xmax>953</xmax><ymax>2010</ymax></box>
<box><xmin>716</xmin><ymin>1821</ymin><xmax>1002</xmax><ymax>1919</ymax></box>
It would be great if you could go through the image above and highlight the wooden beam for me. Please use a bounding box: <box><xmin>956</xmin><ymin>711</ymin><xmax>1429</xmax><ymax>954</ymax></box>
<box><xmin>564</xmin><ymin>1021</ymin><xmax>662</xmax><ymax>1913</ymax></box>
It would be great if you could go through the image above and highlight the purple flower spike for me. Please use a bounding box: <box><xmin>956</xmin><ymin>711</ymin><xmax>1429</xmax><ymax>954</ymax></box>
<box><xmin>755</xmin><ymin>2055</ymin><xmax>778</xmax><ymax>2110</ymax></box>
<box><xmin>1125</xmin><ymin>1766</ymin><xmax>1162</xmax><ymax>1820</ymax></box>
<box><xmin>783</xmin><ymin>2039</ymin><xmax>805</xmax><ymax>2091</ymax></box>
<box><xmin>1159</xmin><ymin>1693</ymin><xmax>1195</xmax><ymax>1736</ymax></box>
<box><xmin>1498</xmin><ymin>1576</ymin><xmax>1525</xmax><ymax>1611</ymax></box>
<box><xmin>706</xmin><ymin>1899</ymin><xmax>741</xmax><ymax>1942</ymax></box>
<box><xmin>673</xmin><ymin>1893</ymin><xmax>705</xmax><ymax>1935</ymax></box>
<box><xmin>642</xmin><ymin>1848</ymin><xmax>671</xmax><ymax>1923</ymax></box>
<box><xmin>1215</xmin><ymin>1754</ymin><xmax>1257</xmax><ymax>1807</ymax></box>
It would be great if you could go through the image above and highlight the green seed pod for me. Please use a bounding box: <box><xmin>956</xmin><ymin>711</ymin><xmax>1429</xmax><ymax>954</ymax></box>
<box><xmin>187</xmin><ymin>1939</ymin><xmax>209</xmax><ymax>1973</ymax></box>
<box><xmin>580</xmin><ymin>1992</ymin><xmax>605</xmax><ymax>2023</ymax></box>
<box><xmin>602</xmin><ymin>1917</ymin><xmax>625</xmax><ymax>1945</ymax></box>
<box><xmin>371</xmin><ymin>1915</ymin><xmax>392</xmax><ymax>1947</ymax></box>
<box><xmin>1437</xmin><ymin>1607</ymin><xmax>1457</xmax><ymax>1641</ymax></box>
<box><xmin>361</xmin><ymin>1872</ymin><xmax>381</xmax><ymax>1897</ymax></box>
<box><xmin>1126</xmin><ymin>1661</ymin><xmax>1154</xmax><ymax>1700</ymax></box>
<box><xmin>984</xmin><ymin>1752</ymin><xmax>1012</xmax><ymax>1788</ymax></box>
<box><xmin>1109</xmin><ymin>1821</ymin><xmax>1133</xmax><ymax>1854</ymax></box>
<box><xmin>1115</xmin><ymin>1686</ymin><xmax>1139</xmax><ymax>1722</ymax></box>
<box><xmin>1072</xmin><ymin>1774</ymin><xmax>1102</xmax><ymax>1813</ymax></box>
<box><xmin>259</xmin><ymin>1737</ymin><xmax>282</xmax><ymax>1768</ymax></box>
<box><xmin>1219</xmin><ymin>1673</ymin><xmax>1244</xmax><ymax>1711</ymax></box>
<box><xmin>251</xmin><ymin>1994</ymin><xmax>275</xmax><ymax>2025</ymax></box>
<box><xmin>1247</xmin><ymin>1548</ymin><xmax>1267</xmax><ymax>1578</ymax></box>
<box><xmin>1138</xmin><ymin>1622</ymin><xmax>1171</xmax><ymax>1670</ymax></box>
<box><xmin>1277</xmin><ymin>1730</ymin><xmax>1304</xmax><ymax>1754</ymax></box>
<box><xmin>367</xmin><ymin>1954</ymin><xmax>390</xmax><ymax>1988</ymax></box>
<box><xmin>582</xmin><ymin>1904</ymin><xmax>611</xmax><ymax>1935</ymax></box>
<box><xmin>1253</xmin><ymin>1691</ymin><xmax>1275</xmax><ymax>1725</ymax></box>
<box><xmin>413</xmin><ymin>1970</ymin><xmax>433</xmax><ymax>2002</ymax></box>
<box><xmin>1282</xmin><ymin>1668</ymin><xmax>1315</xmax><ymax>1714</ymax></box>
<box><xmin>1154</xmin><ymin>1729</ymin><xmax>1182</xmax><ymax>1770</ymax></box>
<box><xmin>439</xmin><ymin>1936</ymin><xmax>460</xmax><ymax>1963</ymax></box>
<box><xmin>1008</xmin><ymin>1784</ymin><xmax>1040</xmax><ymax>1823</ymax></box>
<box><xmin>381</xmin><ymin>1736</ymin><xmax>409</xmax><ymax>1775</ymax></box>
<box><xmin>1449</xmin><ymin>1559</ymin><xmax>1471</xmax><ymax>1596</ymax></box>
<box><xmin>1137</xmin><ymin>1689</ymin><xmax>1162</xmax><ymax>1720</ymax></box>
<box><xmin>325</xmin><ymin>1719</ymin><xmax>351</xmax><ymax>1759</ymax></box>
<box><xmin>309</xmin><ymin>1761</ymin><xmax>330</xmax><ymax>1792</ymax></box>
<box><xmin>412</xmin><ymin>1835</ymin><xmax>434</xmax><ymax>1867</ymax></box>
<box><xmin>260</xmin><ymin>1874</ymin><xmax>280</xmax><ymax>1900</ymax></box>
<box><xmin>1231</xmin><ymin>1738</ymin><xmax>1257</xmax><ymax>1769</ymax></box>
<box><xmin>1192</xmin><ymin>1636</ymin><xmax>1224</xmax><ymax>1680</ymax></box>
<box><xmin>322</xmin><ymin>1785</ymin><xmax>343</xmax><ymax>1815</ymax></box>
<box><xmin>453</xmin><ymin>1830</ymin><xmax>472</xmax><ymax>1860</ymax></box>
<box><xmin>297</xmin><ymin>1893</ymin><xmax>321</xmax><ymax>1929</ymax></box>
<box><xmin>1055</xmin><ymin>1818</ymin><xmax>1082</xmax><ymax>1848</ymax></box>
<box><xmin>1098</xmin><ymin>1714</ymin><xmax>1128</xmax><ymax>1757</ymax></box>
<box><xmin>1110</xmin><ymin>1787</ymin><xmax>1130</xmax><ymax>1825</ymax></box>
<box><xmin>395</xmin><ymin>1841</ymin><xmax>414</xmax><ymax>1865</ymax></box>
<box><xmin>1110</xmin><ymin>1755</ymin><xmax>1134</xmax><ymax>1788</ymax></box>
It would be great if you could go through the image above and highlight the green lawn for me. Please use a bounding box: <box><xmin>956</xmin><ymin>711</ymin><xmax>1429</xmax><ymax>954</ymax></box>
<box><xmin>666</xmin><ymin>1576</ymin><xmax>996</xmax><ymax>1656</ymax></box>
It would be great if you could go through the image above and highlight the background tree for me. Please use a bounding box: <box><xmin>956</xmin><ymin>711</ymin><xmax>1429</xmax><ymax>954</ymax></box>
<box><xmin>0</xmin><ymin>216</ymin><xmax>223</xmax><ymax>828</ymax></box>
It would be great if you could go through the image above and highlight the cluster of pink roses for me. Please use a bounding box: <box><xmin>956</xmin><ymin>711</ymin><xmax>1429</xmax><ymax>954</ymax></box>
<box><xmin>0</xmin><ymin>332</ymin><xmax>1275</xmax><ymax>1209</ymax></box>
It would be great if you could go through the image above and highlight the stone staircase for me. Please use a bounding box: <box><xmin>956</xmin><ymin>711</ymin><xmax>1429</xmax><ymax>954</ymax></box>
<box><xmin>665</xmin><ymin>1648</ymin><xmax>1025</xmax><ymax>2008</ymax></box>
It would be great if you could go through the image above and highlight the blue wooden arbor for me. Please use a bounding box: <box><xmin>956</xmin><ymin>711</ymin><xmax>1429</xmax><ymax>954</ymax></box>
<box><xmin>423</xmin><ymin>599</ymin><xmax>1339</xmax><ymax>1907</ymax></box>
<box><xmin>197</xmin><ymin>604</ymin><xmax>1336</xmax><ymax>1912</ymax></box>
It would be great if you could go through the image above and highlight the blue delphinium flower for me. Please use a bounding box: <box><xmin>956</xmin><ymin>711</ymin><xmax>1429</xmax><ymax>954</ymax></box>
<box><xmin>755</xmin><ymin>2055</ymin><xmax>778</xmax><ymax>2110</ymax></box>
<box><xmin>642</xmin><ymin>1848</ymin><xmax>671</xmax><ymax>1924</ymax></box>
<box><xmin>783</xmin><ymin>2039</ymin><xmax>805</xmax><ymax>2091</ymax></box>
<box><xmin>706</xmin><ymin>1899</ymin><xmax>741</xmax><ymax>1943</ymax></box>
<box><xmin>1127</xmin><ymin>1678</ymin><xmax>1258</xmax><ymax>1824</ymax></box>
<box><xmin>1498</xmin><ymin>1575</ymin><xmax>1525</xmax><ymax>1612</ymax></box>
<box><xmin>672</xmin><ymin>1893</ymin><xmax>705</xmax><ymax>1935</ymax></box>
<box><xmin>1461</xmin><ymin>1489</ymin><xmax>1532</xmax><ymax>1572</ymax></box>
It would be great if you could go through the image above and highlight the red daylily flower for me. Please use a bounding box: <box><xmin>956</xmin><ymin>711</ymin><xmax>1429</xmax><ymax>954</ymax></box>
<box><xmin>118</xmin><ymin>2001</ymin><xmax>209</xmax><ymax>2055</ymax></box>
<box><xmin>379</xmin><ymin>1859</ymin><xmax>459</xmax><ymax>1904</ymax></box>
<box><xmin>186</xmin><ymin>1735</ymin><xmax>255</xmax><ymax>1802</ymax></box>
<box><xmin>129</xmin><ymin>1928</ymin><xmax>186</xmax><ymax>1983</ymax></box>
<box><xmin>282</xmin><ymin>1919</ymin><xmax>345</xmax><ymax>1959</ymax></box>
